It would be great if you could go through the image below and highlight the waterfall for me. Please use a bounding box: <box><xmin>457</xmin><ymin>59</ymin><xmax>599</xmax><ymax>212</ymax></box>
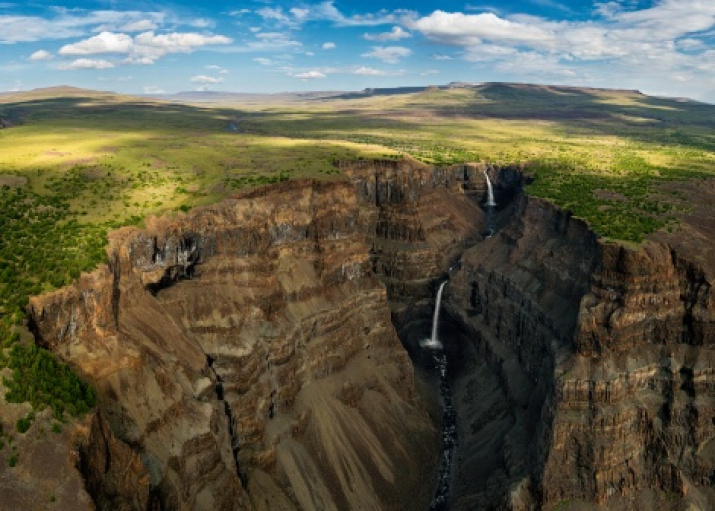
<box><xmin>484</xmin><ymin>170</ymin><xmax>496</xmax><ymax>207</ymax></box>
<box><xmin>423</xmin><ymin>281</ymin><xmax>447</xmax><ymax>350</ymax></box>
<box><xmin>431</xmin><ymin>281</ymin><xmax>447</xmax><ymax>345</ymax></box>
<box><xmin>422</xmin><ymin>279</ymin><xmax>457</xmax><ymax>511</ymax></box>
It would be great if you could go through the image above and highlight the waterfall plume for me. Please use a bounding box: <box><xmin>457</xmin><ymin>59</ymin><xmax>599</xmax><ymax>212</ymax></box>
<box><xmin>484</xmin><ymin>170</ymin><xmax>496</xmax><ymax>207</ymax></box>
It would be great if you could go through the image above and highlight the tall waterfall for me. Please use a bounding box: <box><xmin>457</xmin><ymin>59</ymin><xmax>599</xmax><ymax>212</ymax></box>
<box><xmin>428</xmin><ymin>281</ymin><xmax>447</xmax><ymax>348</ymax></box>
<box><xmin>484</xmin><ymin>170</ymin><xmax>496</xmax><ymax>207</ymax></box>
<box><xmin>422</xmin><ymin>280</ymin><xmax>457</xmax><ymax>510</ymax></box>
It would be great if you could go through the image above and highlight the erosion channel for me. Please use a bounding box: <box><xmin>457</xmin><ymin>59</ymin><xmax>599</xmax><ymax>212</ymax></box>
<box><xmin>27</xmin><ymin>159</ymin><xmax>714</xmax><ymax>510</ymax></box>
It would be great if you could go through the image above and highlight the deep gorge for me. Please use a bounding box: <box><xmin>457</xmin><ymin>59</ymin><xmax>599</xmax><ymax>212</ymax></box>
<box><xmin>27</xmin><ymin>159</ymin><xmax>714</xmax><ymax>510</ymax></box>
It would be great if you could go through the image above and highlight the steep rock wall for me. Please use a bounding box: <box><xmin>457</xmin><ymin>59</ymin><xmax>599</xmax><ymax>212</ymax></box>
<box><xmin>444</xmin><ymin>183</ymin><xmax>715</xmax><ymax>509</ymax></box>
<box><xmin>28</xmin><ymin>160</ymin><xmax>488</xmax><ymax>511</ymax></box>
<box><xmin>26</xmin><ymin>159</ymin><xmax>713</xmax><ymax>510</ymax></box>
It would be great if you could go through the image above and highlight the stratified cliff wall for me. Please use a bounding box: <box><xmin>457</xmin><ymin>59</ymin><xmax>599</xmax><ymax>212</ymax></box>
<box><xmin>25</xmin><ymin>160</ymin><xmax>714</xmax><ymax>510</ymax></box>
<box><xmin>27</xmin><ymin>159</ymin><xmax>488</xmax><ymax>511</ymax></box>
<box><xmin>444</xmin><ymin>181</ymin><xmax>714</xmax><ymax>510</ymax></box>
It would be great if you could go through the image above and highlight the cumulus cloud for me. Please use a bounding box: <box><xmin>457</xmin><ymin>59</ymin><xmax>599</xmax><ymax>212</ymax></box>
<box><xmin>408</xmin><ymin>11</ymin><xmax>553</xmax><ymax>47</ymax></box>
<box><xmin>322</xmin><ymin>42</ymin><xmax>336</xmax><ymax>49</ymax></box>
<box><xmin>58</xmin><ymin>58</ymin><xmax>114</xmax><ymax>70</ymax></box>
<box><xmin>59</xmin><ymin>31</ymin><xmax>133</xmax><ymax>55</ymax></box>
<box><xmin>361</xmin><ymin>45</ymin><xmax>411</xmax><ymax>64</ymax></box>
<box><xmin>404</xmin><ymin>3</ymin><xmax>715</xmax><ymax>98</ymax></box>
<box><xmin>56</xmin><ymin>30</ymin><xmax>232</xmax><ymax>65</ymax></box>
<box><xmin>29</xmin><ymin>49</ymin><xmax>53</xmax><ymax>61</ymax></box>
<box><xmin>363</xmin><ymin>26</ymin><xmax>411</xmax><ymax>42</ymax></box>
<box><xmin>191</xmin><ymin>75</ymin><xmax>223</xmax><ymax>84</ymax></box>
<box><xmin>293</xmin><ymin>70</ymin><xmax>326</xmax><ymax>79</ymax></box>
<box><xmin>134</xmin><ymin>31</ymin><xmax>232</xmax><ymax>55</ymax></box>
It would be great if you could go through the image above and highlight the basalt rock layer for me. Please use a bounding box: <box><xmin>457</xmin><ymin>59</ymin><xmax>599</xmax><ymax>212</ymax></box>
<box><xmin>25</xmin><ymin>160</ymin><xmax>714</xmax><ymax>510</ymax></box>
<box><xmin>28</xmin><ymin>159</ymin><xmax>487</xmax><ymax>510</ymax></box>
<box><xmin>444</xmin><ymin>184</ymin><xmax>715</xmax><ymax>509</ymax></box>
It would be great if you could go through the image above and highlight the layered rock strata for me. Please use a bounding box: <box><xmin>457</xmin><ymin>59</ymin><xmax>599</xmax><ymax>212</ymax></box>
<box><xmin>28</xmin><ymin>159</ymin><xmax>487</xmax><ymax>510</ymax></box>
<box><xmin>444</xmin><ymin>184</ymin><xmax>715</xmax><ymax>509</ymax></box>
<box><xmin>26</xmin><ymin>159</ymin><xmax>714</xmax><ymax>510</ymax></box>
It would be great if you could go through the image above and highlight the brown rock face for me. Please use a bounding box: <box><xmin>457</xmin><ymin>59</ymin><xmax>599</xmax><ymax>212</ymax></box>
<box><xmin>26</xmin><ymin>160</ymin><xmax>714</xmax><ymax>510</ymax></box>
<box><xmin>28</xmin><ymin>160</ymin><xmax>486</xmax><ymax>510</ymax></box>
<box><xmin>444</xmin><ymin>183</ymin><xmax>714</xmax><ymax>509</ymax></box>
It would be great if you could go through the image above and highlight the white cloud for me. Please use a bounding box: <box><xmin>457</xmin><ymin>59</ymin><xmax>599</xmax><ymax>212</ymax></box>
<box><xmin>0</xmin><ymin>10</ymin><xmax>165</xmax><ymax>43</ymax></box>
<box><xmin>421</xmin><ymin>69</ymin><xmax>439</xmax><ymax>76</ymax></box>
<box><xmin>29</xmin><ymin>49</ymin><xmax>53</xmax><ymax>61</ymax></box>
<box><xmin>143</xmin><ymin>85</ymin><xmax>164</xmax><ymax>94</ymax></box>
<box><xmin>59</xmin><ymin>31</ymin><xmax>133</xmax><ymax>55</ymax></box>
<box><xmin>257</xmin><ymin>7</ymin><xmax>290</xmax><ymax>24</ymax></box>
<box><xmin>253</xmin><ymin>57</ymin><xmax>275</xmax><ymax>66</ymax></box>
<box><xmin>293</xmin><ymin>70</ymin><xmax>326</xmax><ymax>80</ymax></box>
<box><xmin>408</xmin><ymin>11</ymin><xmax>553</xmax><ymax>47</ymax></box>
<box><xmin>134</xmin><ymin>31</ymin><xmax>232</xmax><ymax>54</ymax></box>
<box><xmin>54</xmin><ymin>30</ymin><xmax>232</xmax><ymax>66</ymax></box>
<box><xmin>251</xmin><ymin>31</ymin><xmax>302</xmax><ymax>50</ymax></box>
<box><xmin>352</xmin><ymin>66</ymin><xmax>405</xmax><ymax>76</ymax></box>
<box><xmin>189</xmin><ymin>18</ymin><xmax>214</xmax><ymax>29</ymax></box>
<box><xmin>290</xmin><ymin>8</ymin><xmax>310</xmax><ymax>20</ymax></box>
<box><xmin>404</xmin><ymin>4</ymin><xmax>715</xmax><ymax>101</ymax></box>
<box><xmin>58</xmin><ymin>58</ymin><xmax>114</xmax><ymax>70</ymax></box>
<box><xmin>364</xmin><ymin>26</ymin><xmax>411</xmax><ymax>41</ymax></box>
<box><xmin>362</xmin><ymin>45</ymin><xmax>412</xmax><ymax>64</ymax></box>
<box><xmin>322</xmin><ymin>42</ymin><xmax>336</xmax><ymax>49</ymax></box>
<box><xmin>119</xmin><ymin>19</ymin><xmax>158</xmax><ymax>32</ymax></box>
<box><xmin>190</xmin><ymin>75</ymin><xmax>224</xmax><ymax>84</ymax></box>
<box><xmin>463</xmin><ymin>43</ymin><xmax>518</xmax><ymax>61</ymax></box>
<box><xmin>307</xmin><ymin>1</ymin><xmax>414</xmax><ymax>27</ymax></box>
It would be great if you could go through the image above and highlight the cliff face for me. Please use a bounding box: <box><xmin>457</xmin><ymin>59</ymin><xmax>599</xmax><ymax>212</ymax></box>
<box><xmin>26</xmin><ymin>160</ymin><xmax>714</xmax><ymax>510</ymax></box>
<box><xmin>443</xmin><ymin>181</ymin><xmax>715</xmax><ymax>509</ymax></box>
<box><xmin>28</xmin><ymin>160</ymin><xmax>486</xmax><ymax>510</ymax></box>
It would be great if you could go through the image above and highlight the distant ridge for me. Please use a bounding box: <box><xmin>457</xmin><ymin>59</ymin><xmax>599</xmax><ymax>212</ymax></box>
<box><xmin>0</xmin><ymin>82</ymin><xmax>707</xmax><ymax>106</ymax></box>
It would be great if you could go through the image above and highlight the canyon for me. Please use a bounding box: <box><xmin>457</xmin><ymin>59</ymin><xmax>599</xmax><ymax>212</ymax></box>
<box><xmin>26</xmin><ymin>158</ymin><xmax>714</xmax><ymax>510</ymax></box>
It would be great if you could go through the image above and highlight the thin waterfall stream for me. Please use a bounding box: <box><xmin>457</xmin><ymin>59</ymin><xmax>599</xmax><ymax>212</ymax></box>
<box><xmin>484</xmin><ymin>169</ymin><xmax>496</xmax><ymax>207</ymax></box>
<box><xmin>484</xmin><ymin>169</ymin><xmax>497</xmax><ymax>236</ymax></box>
<box><xmin>422</xmin><ymin>281</ymin><xmax>458</xmax><ymax>510</ymax></box>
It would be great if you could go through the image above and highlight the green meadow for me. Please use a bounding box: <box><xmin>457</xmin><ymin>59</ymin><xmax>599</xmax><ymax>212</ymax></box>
<box><xmin>0</xmin><ymin>83</ymin><xmax>713</xmax><ymax>430</ymax></box>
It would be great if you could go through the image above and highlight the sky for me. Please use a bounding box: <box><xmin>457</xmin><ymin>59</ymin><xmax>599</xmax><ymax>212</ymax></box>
<box><xmin>1</xmin><ymin>1</ymin><xmax>715</xmax><ymax>102</ymax></box>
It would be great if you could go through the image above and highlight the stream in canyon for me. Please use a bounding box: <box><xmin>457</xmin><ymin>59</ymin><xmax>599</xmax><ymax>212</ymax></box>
<box><xmin>423</xmin><ymin>281</ymin><xmax>458</xmax><ymax>510</ymax></box>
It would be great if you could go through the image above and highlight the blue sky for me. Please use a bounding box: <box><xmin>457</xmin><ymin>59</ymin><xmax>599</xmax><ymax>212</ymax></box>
<box><xmin>2</xmin><ymin>1</ymin><xmax>715</xmax><ymax>102</ymax></box>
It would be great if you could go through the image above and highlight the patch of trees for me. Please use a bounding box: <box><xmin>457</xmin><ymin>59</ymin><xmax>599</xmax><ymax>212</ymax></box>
<box><xmin>3</xmin><ymin>343</ymin><xmax>96</xmax><ymax>420</ymax></box>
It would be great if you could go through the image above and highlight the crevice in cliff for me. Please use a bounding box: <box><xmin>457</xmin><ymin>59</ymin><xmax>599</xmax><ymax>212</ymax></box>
<box><xmin>145</xmin><ymin>235</ymin><xmax>202</xmax><ymax>296</ymax></box>
<box><xmin>206</xmin><ymin>354</ymin><xmax>247</xmax><ymax>488</ymax></box>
